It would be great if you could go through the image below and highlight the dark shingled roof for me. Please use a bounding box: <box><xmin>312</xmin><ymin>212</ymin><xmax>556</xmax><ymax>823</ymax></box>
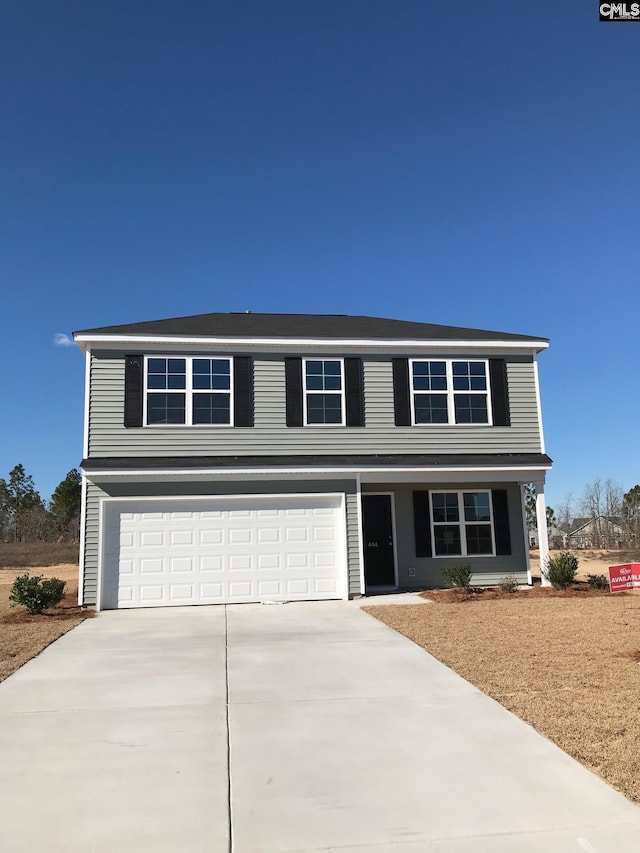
<box><xmin>74</xmin><ymin>313</ymin><xmax>547</xmax><ymax>343</ymax></box>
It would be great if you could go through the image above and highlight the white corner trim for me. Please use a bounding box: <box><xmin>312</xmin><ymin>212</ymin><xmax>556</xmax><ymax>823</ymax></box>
<box><xmin>338</xmin><ymin>492</ymin><xmax>350</xmax><ymax>602</ymax></box>
<box><xmin>82</xmin><ymin>348</ymin><xmax>91</xmax><ymax>459</ymax></box>
<box><xmin>78</xmin><ymin>475</ymin><xmax>88</xmax><ymax>606</ymax></box>
<box><xmin>96</xmin><ymin>497</ymin><xmax>105</xmax><ymax>611</ymax></box>
<box><xmin>533</xmin><ymin>356</ymin><xmax>546</xmax><ymax>454</ymax></box>
<box><xmin>355</xmin><ymin>475</ymin><xmax>365</xmax><ymax>596</ymax></box>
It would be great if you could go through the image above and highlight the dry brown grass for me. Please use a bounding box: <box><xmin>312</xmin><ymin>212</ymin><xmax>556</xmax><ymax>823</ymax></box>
<box><xmin>365</xmin><ymin>593</ymin><xmax>640</xmax><ymax>803</ymax></box>
<box><xmin>0</xmin><ymin>564</ymin><xmax>92</xmax><ymax>682</ymax></box>
<box><xmin>0</xmin><ymin>542</ymin><xmax>80</xmax><ymax>568</ymax></box>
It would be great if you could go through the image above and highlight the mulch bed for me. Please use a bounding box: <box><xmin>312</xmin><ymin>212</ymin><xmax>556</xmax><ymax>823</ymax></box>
<box><xmin>421</xmin><ymin>581</ymin><xmax>612</xmax><ymax>603</ymax></box>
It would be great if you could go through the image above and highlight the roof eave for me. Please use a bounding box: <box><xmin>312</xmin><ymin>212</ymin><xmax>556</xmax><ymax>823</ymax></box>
<box><xmin>73</xmin><ymin>333</ymin><xmax>549</xmax><ymax>353</ymax></box>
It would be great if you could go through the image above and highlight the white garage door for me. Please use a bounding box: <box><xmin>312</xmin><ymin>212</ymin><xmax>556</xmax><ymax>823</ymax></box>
<box><xmin>101</xmin><ymin>495</ymin><xmax>346</xmax><ymax>609</ymax></box>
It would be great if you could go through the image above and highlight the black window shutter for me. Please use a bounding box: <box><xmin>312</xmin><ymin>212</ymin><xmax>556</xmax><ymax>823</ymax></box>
<box><xmin>345</xmin><ymin>358</ymin><xmax>364</xmax><ymax>427</ymax></box>
<box><xmin>413</xmin><ymin>490</ymin><xmax>432</xmax><ymax>557</ymax></box>
<box><xmin>285</xmin><ymin>358</ymin><xmax>303</xmax><ymax>427</ymax></box>
<box><xmin>124</xmin><ymin>354</ymin><xmax>143</xmax><ymax>428</ymax></box>
<box><xmin>492</xmin><ymin>489</ymin><xmax>512</xmax><ymax>555</ymax></box>
<box><xmin>489</xmin><ymin>359</ymin><xmax>510</xmax><ymax>426</ymax></box>
<box><xmin>392</xmin><ymin>358</ymin><xmax>411</xmax><ymax>426</ymax></box>
<box><xmin>233</xmin><ymin>357</ymin><xmax>254</xmax><ymax>427</ymax></box>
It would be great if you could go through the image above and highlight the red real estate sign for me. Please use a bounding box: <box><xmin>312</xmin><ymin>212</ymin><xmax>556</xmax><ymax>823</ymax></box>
<box><xmin>608</xmin><ymin>563</ymin><xmax>640</xmax><ymax>593</ymax></box>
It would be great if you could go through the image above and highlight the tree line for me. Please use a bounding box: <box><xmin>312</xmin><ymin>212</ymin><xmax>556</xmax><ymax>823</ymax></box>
<box><xmin>525</xmin><ymin>479</ymin><xmax>640</xmax><ymax>549</ymax></box>
<box><xmin>0</xmin><ymin>465</ymin><xmax>81</xmax><ymax>543</ymax></box>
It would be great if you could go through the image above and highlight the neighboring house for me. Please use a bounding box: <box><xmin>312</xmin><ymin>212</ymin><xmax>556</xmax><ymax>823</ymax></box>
<box><xmin>566</xmin><ymin>516</ymin><xmax>626</xmax><ymax>549</ymax></box>
<box><xmin>73</xmin><ymin>313</ymin><xmax>552</xmax><ymax>609</ymax></box>
<box><xmin>528</xmin><ymin>522</ymin><xmax>567</xmax><ymax>549</ymax></box>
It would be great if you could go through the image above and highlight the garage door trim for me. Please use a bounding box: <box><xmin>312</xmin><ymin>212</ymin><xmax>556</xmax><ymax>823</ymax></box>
<box><xmin>97</xmin><ymin>492</ymin><xmax>348</xmax><ymax>610</ymax></box>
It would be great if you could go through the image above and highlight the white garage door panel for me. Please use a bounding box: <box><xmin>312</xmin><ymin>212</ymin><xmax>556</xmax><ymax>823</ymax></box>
<box><xmin>101</xmin><ymin>496</ymin><xmax>345</xmax><ymax>609</ymax></box>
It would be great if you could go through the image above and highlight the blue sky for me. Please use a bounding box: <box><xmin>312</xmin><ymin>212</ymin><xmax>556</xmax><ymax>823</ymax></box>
<box><xmin>1</xmin><ymin>0</ymin><xmax>638</xmax><ymax>511</ymax></box>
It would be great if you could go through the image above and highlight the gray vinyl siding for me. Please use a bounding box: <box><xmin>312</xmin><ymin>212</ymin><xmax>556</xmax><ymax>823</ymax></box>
<box><xmin>83</xmin><ymin>478</ymin><xmax>360</xmax><ymax>606</ymax></box>
<box><xmin>345</xmin><ymin>491</ymin><xmax>361</xmax><ymax>596</ymax></box>
<box><xmin>362</xmin><ymin>482</ymin><xmax>528</xmax><ymax>589</ymax></box>
<box><xmin>87</xmin><ymin>352</ymin><xmax>542</xmax><ymax>457</ymax></box>
<box><xmin>83</xmin><ymin>483</ymin><xmax>101</xmax><ymax>606</ymax></box>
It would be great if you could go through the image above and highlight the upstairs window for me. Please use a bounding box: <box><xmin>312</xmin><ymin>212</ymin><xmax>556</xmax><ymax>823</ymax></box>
<box><xmin>410</xmin><ymin>360</ymin><xmax>491</xmax><ymax>425</ymax></box>
<box><xmin>145</xmin><ymin>357</ymin><xmax>233</xmax><ymax>425</ymax></box>
<box><xmin>192</xmin><ymin>359</ymin><xmax>232</xmax><ymax>424</ymax></box>
<box><xmin>303</xmin><ymin>359</ymin><xmax>345</xmax><ymax>425</ymax></box>
<box><xmin>430</xmin><ymin>491</ymin><xmax>495</xmax><ymax>557</ymax></box>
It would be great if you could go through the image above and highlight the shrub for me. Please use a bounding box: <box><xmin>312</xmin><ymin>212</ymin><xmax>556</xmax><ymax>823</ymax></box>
<box><xmin>498</xmin><ymin>574</ymin><xmax>519</xmax><ymax>593</ymax></box>
<box><xmin>542</xmin><ymin>552</ymin><xmax>578</xmax><ymax>590</ymax></box>
<box><xmin>587</xmin><ymin>573</ymin><xmax>610</xmax><ymax>591</ymax></box>
<box><xmin>9</xmin><ymin>574</ymin><xmax>66</xmax><ymax>615</ymax></box>
<box><xmin>441</xmin><ymin>564</ymin><xmax>472</xmax><ymax>590</ymax></box>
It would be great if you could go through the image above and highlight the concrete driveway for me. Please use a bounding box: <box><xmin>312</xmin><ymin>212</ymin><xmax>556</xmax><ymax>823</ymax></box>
<box><xmin>1</xmin><ymin>602</ymin><xmax>639</xmax><ymax>852</ymax></box>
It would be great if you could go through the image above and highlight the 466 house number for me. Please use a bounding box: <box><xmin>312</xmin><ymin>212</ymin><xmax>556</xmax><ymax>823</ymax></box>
<box><xmin>367</xmin><ymin>541</ymin><xmax>379</xmax><ymax>548</ymax></box>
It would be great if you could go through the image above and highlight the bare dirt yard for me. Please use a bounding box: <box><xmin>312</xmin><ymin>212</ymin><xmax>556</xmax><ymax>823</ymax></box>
<box><xmin>365</xmin><ymin>581</ymin><xmax>640</xmax><ymax>804</ymax></box>
<box><xmin>529</xmin><ymin>547</ymin><xmax>640</xmax><ymax>582</ymax></box>
<box><xmin>0</xmin><ymin>563</ymin><xmax>92</xmax><ymax>683</ymax></box>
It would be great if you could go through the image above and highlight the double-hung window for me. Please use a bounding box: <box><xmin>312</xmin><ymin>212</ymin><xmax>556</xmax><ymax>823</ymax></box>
<box><xmin>303</xmin><ymin>359</ymin><xmax>345</xmax><ymax>425</ymax></box>
<box><xmin>145</xmin><ymin>356</ymin><xmax>233</xmax><ymax>425</ymax></box>
<box><xmin>430</xmin><ymin>491</ymin><xmax>495</xmax><ymax>557</ymax></box>
<box><xmin>411</xmin><ymin>360</ymin><xmax>491</xmax><ymax>425</ymax></box>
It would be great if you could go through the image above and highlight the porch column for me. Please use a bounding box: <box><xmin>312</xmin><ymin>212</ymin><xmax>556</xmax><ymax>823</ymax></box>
<box><xmin>519</xmin><ymin>484</ymin><xmax>533</xmax><ymax>585</ymax></box>
<box><xmin>534</xmin><ymin>479</ymin><xmax>551</xmax><ymax>587</ymax></box>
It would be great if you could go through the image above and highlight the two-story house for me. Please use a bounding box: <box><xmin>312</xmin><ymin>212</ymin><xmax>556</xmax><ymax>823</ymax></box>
<box><xmin>73</xmin><ymin>313</ymin><xmax>552</xmax><ymax>609</ymax></box>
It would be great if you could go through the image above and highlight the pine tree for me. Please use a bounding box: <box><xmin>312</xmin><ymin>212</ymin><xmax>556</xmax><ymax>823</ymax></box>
<box><xmin>49</xmin><ymin>469</ymin><xmax>82</xmax><ymax>540</ymax></box>
<box><xmin>0</xmin><ymin>465</ymin><xmax>45</xmax><ymax>541</ymax></box>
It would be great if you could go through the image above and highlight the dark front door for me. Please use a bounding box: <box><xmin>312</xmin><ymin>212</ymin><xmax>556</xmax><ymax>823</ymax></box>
<box><xmin>362</xmin><ymin>494</ymin><xmax>395</xmax><ymax>587</ymax></box>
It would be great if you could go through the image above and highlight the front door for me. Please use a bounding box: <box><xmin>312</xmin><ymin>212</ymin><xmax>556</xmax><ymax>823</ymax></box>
<box><xmin>362</xmin><ymin>494</ymin><xmax>395</xmax><ymax>587</ymax></box>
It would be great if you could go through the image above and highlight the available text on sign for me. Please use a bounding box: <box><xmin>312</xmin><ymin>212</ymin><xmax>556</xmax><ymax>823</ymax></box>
<box><xmin>608</xmin><ymin>564</ymin><xmax>640</xmax><ymax>592</ymax></box>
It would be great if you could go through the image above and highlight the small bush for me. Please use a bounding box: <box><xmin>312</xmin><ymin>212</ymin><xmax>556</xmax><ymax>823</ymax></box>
<box><xmin>498</xmin><ymin>575</ymin><xmax>519</xmax><ymax>593</ymax></box>
<box><xmin>9</xmin><ymin>574</ymin><xmax>66</xmax><ymax>615</ymax></box>
<box><xmin>543</xmin><ymin>552</ymin><xmax>578</xmax><ymax>590</ymax></box>
<box><xmin>587</xmin><ymin>573</ymin><xmax>610</xmax><ymax>591</ymax></box>
<box><xmin>441</xmin><ymin>564</ymin><xmax>472</xmax><ymax>590</ymax></box>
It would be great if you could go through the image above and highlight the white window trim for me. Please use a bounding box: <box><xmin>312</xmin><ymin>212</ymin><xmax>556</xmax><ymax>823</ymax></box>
<box><xmin>143</xmin><ymin>355</ymin><xmax>235</xmax><ymax>427</ymax></box>
<box><xmin>429</xmin><ymin>489</ymin><xmax>496</xmax><ymax>558</ymax></box>
<box><xmin>409</xmin><ymin>358</ymin><xmax>493</xmax><ymax>426</ymax></box>
<box><xmin>302</xmin><ymin>357</ymin><xmax>346</xmax><ymax>427</ymax></box>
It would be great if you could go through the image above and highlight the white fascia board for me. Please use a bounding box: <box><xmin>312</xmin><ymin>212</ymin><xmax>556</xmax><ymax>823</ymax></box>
<box><xmin>73</xmin><ymin>333</ymin><xmax>549</xmax><ymax>354</ymax></box>
<box><xmin>83</xmin><ymin>464</ymin><xmax>552</xmax><ymax>484</ymax></box>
